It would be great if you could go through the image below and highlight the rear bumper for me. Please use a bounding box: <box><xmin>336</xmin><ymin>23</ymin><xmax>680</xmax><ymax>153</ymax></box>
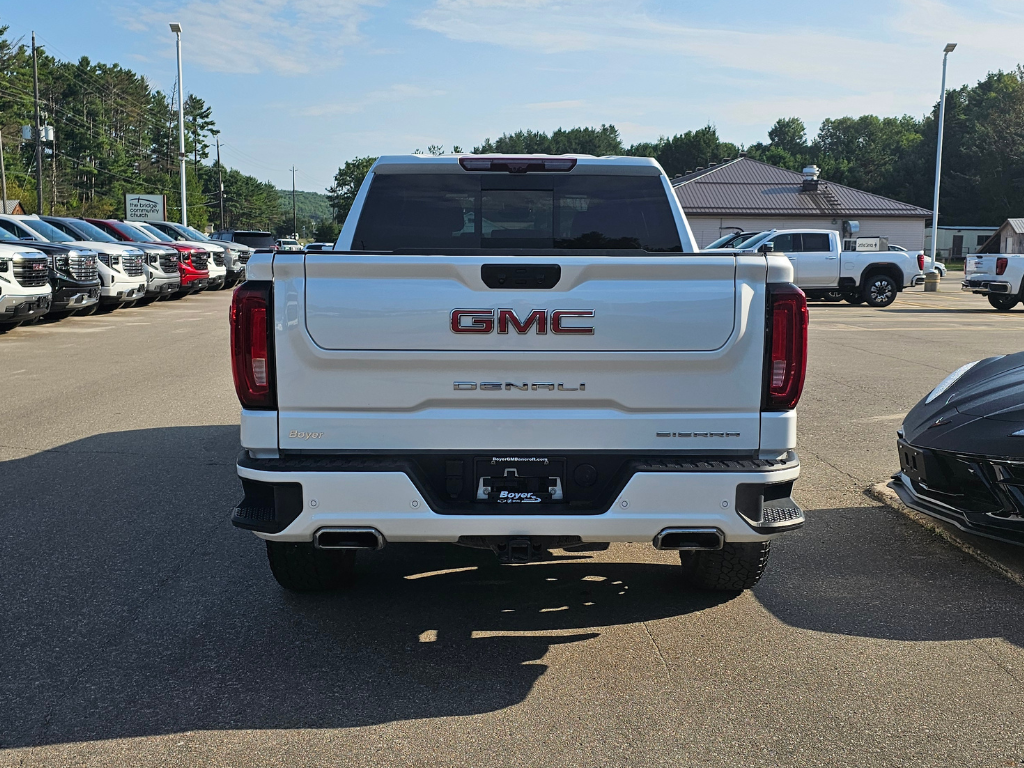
<box><xmin>234</xmin><ymin>451</ymin><xmax>802</xmax><ymax>544</ymax></box>
<box><xmin>962</xmin><ymin>277</ymin><xmax>1013</xmax><ymax>294</ymax></box>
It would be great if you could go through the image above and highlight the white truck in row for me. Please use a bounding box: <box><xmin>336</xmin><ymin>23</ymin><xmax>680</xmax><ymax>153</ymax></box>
<box><xmin>230</xmin><ymin>154</ymin><xmax>807</xmax><ymax>593</ymax></box>
<box><xmin>711</xmin><ymin>229</ymin><xmax>924</xmax><ymax>307</ymax></box>
<box><xmin>963</xmin><ymin>254</ymin><xmax>1024</xmax><ymax>310</ymax></box>
<box><xmin>0</xmin><ymin>243</ymin><xmax>53</xmax><ymax>331</ymax></box>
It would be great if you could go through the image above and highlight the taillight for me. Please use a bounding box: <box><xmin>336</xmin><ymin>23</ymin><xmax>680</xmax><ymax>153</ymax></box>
<box><xmin>764</xmin><ymin>284</ymin><xmax>808</xmax><ymax>411</ymax></box>
<box><xmin>917</xmin><ymin>252</ymin><xmax>925</xmax><ymax>271</ymax></box>
<box><xmin>230</xmin><ymin>281</ymin><xmax>275</xmax><ymax>409</ymax></box>
<box><xmin>997</xmin><ymin>257</ymin><xmax>1008</xmax><ymax>276</ymax></box>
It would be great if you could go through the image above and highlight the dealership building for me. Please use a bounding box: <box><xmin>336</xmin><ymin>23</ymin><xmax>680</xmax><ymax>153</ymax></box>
<box><xmin>671</xmin><ymin>157</ymin><xmax>932</xmax><ymax>251</ymax></box>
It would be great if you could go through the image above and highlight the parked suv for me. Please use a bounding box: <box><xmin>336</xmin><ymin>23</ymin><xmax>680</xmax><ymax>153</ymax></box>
<box><xmin>88</xmin><ymin>219</ymin><xmax>210</xmax><ymax>295</ymax></box>
<box><xmin>212</xmin><ymin>230</ymin><xmax>276</xmax><ymax>253</ymax></box>
<box><xmin>0</xmin><ymin>215</ymin><xmax>101</xmax><ymax>316</ymax></box>
<box><xmin>148</xmin><ymin>221</ymin><xmax>250</xmax><ymax>287</ymax></box>
<box><xmin>43</xmin><ymin>217</ymin><xmax>180</xmax><ymax>301</ymax></box>
<box><xmin>0</xmin><ymin>242</ymin><xmax>53</xmax><ymax>330</ymax></box>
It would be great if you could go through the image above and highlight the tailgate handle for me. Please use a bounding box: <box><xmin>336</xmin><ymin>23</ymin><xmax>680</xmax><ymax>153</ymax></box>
<box><xmin>481</xmin><ymin>264</ymin><xmax>561</xmax><ymax>289</ymax></box>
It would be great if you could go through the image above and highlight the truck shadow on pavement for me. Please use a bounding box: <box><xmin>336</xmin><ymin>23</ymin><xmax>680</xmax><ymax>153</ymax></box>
<box><xmin>5</xmin><ymin>428</ymin><xmax>1024</xmax><ymax>749</ymax></box>
<box><xmin>0</xmin><ymin>426</ymin><xmax>728</xmax><ymax>749</ymax></box>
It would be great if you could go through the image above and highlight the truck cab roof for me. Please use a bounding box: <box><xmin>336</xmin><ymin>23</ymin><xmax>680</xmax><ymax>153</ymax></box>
<box><xmin>371</xmin><ymin>154</ymin><xmax>666</xmax><ymax>176</ymax></box>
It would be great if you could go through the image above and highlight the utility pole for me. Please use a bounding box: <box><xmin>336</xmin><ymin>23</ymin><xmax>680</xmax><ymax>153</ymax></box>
<box><xmin>216</xmin><ymin>137</ymin><xmax>225</xmax><ymax>231</ymax></box>
<box><xmin>0</xmin><ymin>128</ymin><xmax>8</xmax><ymax>215</ymax></box>
<box><xmin>170</xmin><ymin>23</ymin><xmax>187</xmax><ymax>226</ymax></box>
<box><xmin>291</xmin><ymin>166</ymin><xmax>298</xmax><ymax>238</ymax></box>
<box><xmin>32</xmin><ymin>32</ymin><xmax>43</xmax><ymax>215</ymax></box>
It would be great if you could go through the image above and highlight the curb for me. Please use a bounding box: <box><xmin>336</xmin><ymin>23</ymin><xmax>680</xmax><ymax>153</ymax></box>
<box><xmin>867</xmin><ymin>481</ymin><xmax>1024</xmax><ymax>589</ymax></box>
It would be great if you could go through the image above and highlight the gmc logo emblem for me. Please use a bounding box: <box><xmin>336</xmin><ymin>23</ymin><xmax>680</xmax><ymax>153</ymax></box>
<box><xmin>451</xmin><ymin>308</ymin><xmax>595</xmax><ymax>335</ymax></box>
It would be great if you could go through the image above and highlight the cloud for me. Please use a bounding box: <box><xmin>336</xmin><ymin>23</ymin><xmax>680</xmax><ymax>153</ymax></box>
<box><xmin>300</xmin><ymin>84</ymin><xmax>448</xmax><ymax>116</ymax></box>
<box><xmin>122</xmin><ymin>0</ymin><xmax>380</xmax><ymax>75</ymax></box>
<box><xmin>412</xmin><ymin>0</ymin><xmax>1024</xmax><ymax>121</ymax></box>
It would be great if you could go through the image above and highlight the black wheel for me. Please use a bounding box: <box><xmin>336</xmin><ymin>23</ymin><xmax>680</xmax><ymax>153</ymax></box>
<box><xmin>844</xmin><ymin>295</ymin><xmax>865</xmax><ymax>305</ymax></box>
<box><xmin>0</xmin><ymin>320</ymin><xmax>23</xmax><ymax>333</ymax></box>
<box><xmin>679</xmin><ymin>541</ymin><xmax>771</xmax><ymax>591</ymax></box>
<box><xmin>265</xmin><ymin>540</ymin><xmax>356</xmax><ymax>592</ymax></box>
<box><xmin>822</xmin><ymin>290</ymin><xmax>843</xmax><ymax>302</ymax></box>
<box><xmin>988</xmin><ymin>293</ymin><xmax>1019</xmax><ymax>311</ymax></box>
<box><xmin>862</xmin><ymin>273</ymin><xmax>898</xmax><ymax>308</ymax></box>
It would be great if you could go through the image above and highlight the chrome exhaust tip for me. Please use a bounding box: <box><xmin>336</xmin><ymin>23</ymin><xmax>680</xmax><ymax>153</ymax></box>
<box><xmin>653</xmin><ymin>528</ymin><xmax>724</xmax><ymax>551</ymax></box>
<box><xmin>314</xmin><ymin>527</ymin><xmax>386</xmax><ymax>550</ymax></box>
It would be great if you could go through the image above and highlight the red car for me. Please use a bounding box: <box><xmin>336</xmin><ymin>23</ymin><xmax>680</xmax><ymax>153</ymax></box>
<box><xmin>86</xmin><ymin>219</ymin><xmax>211</xmax><ymax>294</ymax></box>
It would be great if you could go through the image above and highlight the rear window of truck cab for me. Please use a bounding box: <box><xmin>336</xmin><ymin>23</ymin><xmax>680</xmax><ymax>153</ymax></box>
<box><xmin>351</xmin><ymin>174</ymin><xmax>682</xmax><ymax>253</ymax></box>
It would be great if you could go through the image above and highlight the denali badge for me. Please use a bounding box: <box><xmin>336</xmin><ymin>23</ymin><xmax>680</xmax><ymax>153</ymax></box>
<box><xmin>451</xmin><ymin>308</ymin><xmax>595</xmax><ymax>335</ymax></box>
<box><xmin>455</xmin><ymin>382</ymin><xmax>585</xmax><ymax>391</ymax></box>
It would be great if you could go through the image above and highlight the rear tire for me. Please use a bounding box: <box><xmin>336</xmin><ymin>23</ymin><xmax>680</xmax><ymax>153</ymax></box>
<box><xmin>823</xmin><ymin>290</ymin><xmax>843</xmax><ymax>302</ymax></box>
<box><xmin>844</xmin><ymin>295</ymin><xmax>865</xmax><ymax>305</ymax></box>
<box><xmin>862</xmin><ymin>273</ymin><xmax>898</xmax><ymax>308</ymax></box>
<box><xmin>988</xmin><ymin>293</ymin><xmax>1019</xmax><ymax>311</ymax></box>
<box><xmin>265</xmin><ymin>540</ymin><xmax>356</xmax><ymax>592</ymax></box>
<box><xmin>679</xmin><ymin>541</ymin><xmax>771</xmax><ymax>591</ymax></box>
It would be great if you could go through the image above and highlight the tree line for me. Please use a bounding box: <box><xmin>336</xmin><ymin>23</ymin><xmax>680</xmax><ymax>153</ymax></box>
<box><xmin>0</xmin><ymin>26</ymin><xmax>280</xmax><ymax>230</ymax></box>
<box><xmin>328</xmin><ymin>65</ymin><xmax>1024</xmax><ymax>228</ymax></box>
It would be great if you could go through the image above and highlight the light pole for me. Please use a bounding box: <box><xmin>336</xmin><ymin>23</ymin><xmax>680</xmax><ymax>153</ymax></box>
<box><xmin>926</xmin><ymin>42</ymin><xmax>956</xmax><ymax>290</ymax></box>
<box><xmin>170</xmin><ymin>22</ymin><xmax>187</xmax><ymax>226</ymax></box>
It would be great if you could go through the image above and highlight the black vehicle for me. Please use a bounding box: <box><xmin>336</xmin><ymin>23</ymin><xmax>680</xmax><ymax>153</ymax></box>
<box><xmin>0</xmin><ymin>217</ymin><xmax>100</xmax><ymax>316</ymax></box>
<box><xmin>149</xmin><ymin>221</ymin><xmax>251</xmax><ymax>287</ymax></box>
<box><xmin>211</xmin><ymin>229</ymin><xmax>276</xmax><ymax>253</ymax></box>
<box><xmin>894</xmin><ymin>352</ymin><xmax>1024</xmax><ymax>545</ymax></box>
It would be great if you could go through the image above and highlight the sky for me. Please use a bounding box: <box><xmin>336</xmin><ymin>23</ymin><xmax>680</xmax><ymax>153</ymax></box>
<box><xmin>2</xmin><ymin>0</ymin><xmax>1023</xmax><ymax>192</ymax></box>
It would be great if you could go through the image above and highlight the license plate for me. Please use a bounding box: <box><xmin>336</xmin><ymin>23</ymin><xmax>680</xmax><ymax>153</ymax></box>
<box><xmin>898</xmin><ymin>439</ymin><xmax>927</xmax><ymax>484</ymax></box>
<box><xmin>475</xmin><ymin>457</ymin><xmax>566</xmax><ymax>503</ymax></box>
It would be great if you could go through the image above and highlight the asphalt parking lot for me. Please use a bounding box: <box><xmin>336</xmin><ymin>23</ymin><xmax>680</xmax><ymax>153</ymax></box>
<box><xmin>2</xmin><ymin>282</ymin><xmax>1024</xmax><ymax>767</ymax></box>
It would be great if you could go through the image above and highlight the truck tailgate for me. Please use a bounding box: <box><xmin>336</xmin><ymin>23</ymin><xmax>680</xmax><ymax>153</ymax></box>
<box><xmin>273</xmin><ymin>252</ymin><xmax>769</xmax><ymax>452</ymax></box>
<box><xmin>305</xmin><ymin>254</ymin><xmax>735</xmax><ymax>352</ymax></box>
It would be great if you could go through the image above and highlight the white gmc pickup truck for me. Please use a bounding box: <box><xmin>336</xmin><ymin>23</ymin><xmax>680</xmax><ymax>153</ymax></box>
<box><xmin>724</xmin><ymin>229</ymin><xmax>924</xmax><ymax>307</ymax></box>
<box><xmin>231</xmin><ymin>155</ymin><xmax>807</xmax><ymax>593</ymax></box>
<box><xmin>963</xmin><ymin>254</ymin><xmax>1024</xmax><ymax>310</ymax></box>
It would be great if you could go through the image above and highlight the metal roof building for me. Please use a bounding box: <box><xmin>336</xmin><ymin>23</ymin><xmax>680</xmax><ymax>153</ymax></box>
<box><xmin>671</xmin><ymin>157</ymin><xmax>932</xmax><ymax>250</ymax></box>
<box><xmin>978</xmin><ymin>219</ymin><xmax>1024</xmax><ymax>254</ymax></box>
